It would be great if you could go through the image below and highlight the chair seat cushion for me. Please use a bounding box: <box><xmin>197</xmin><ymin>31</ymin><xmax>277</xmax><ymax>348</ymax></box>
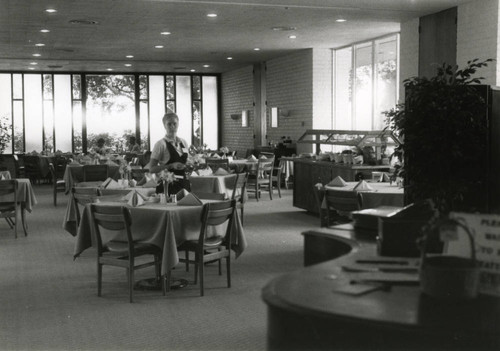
<box><xmin>104</xmin><ymin>241</ymin><xmax>160</xmax><ymax>256</ymax></box>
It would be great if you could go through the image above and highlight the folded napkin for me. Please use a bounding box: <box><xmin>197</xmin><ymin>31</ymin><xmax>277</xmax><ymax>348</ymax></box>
<box><xmin>121</xmin><ymin>190</ymin><xmax>146</xmax><ymax>207</ymax></box>
<box><xmin>198</xmin><ymin>168</ymin><xmax>213</xmax><ymax>176</ymax></box>
<box><xmin>190</xmin><ymin>171</ymin><xmax>199</xmax><ymax>177</ymax></box>
<box><xmin>211</xmin><ymin>154</ymin><xmax>221</xmax><ymax>159</ymax></box>
<box><xmin>101</xmin><ymin>177</ymin><xmax>113</xmax><ymax>188</ymax></box>
<box><xmin>259</xmin><ymin>155</ymin><xmax>267</xmax><ymax>159</ymax></box>
<box><xmin>247</xmin><ymin>155</ymin><xmax>257</xmax><ymax>161</ymax></box>
<box><xmin>176</xmin><ymin>188</ymin><xmax>190</xmax><ymax>201</ymax></box>
<box><xmin>177</xmin><ymin>192</ymin><xmax>203</xmax><ymax>206</ymax></box>
<box><xmin>213</xmin><ymin>168</ymin><xmax>229</xmax><ymax>175</ymax></box>
<box><xmin>0</xmin><ymin>175</ymin><xmax>6</xmax><ymax>180</ymax></box>
<box><xmin>353</xmin><ymin>180</ymin><xmax>374</xmax><ymax>191</ymax></box>
<box><xmin>105</xmin><ymin>179</ymin><xmax>121</xmax><ymax>189</ymax></box>
<box><xmin>117</xmin><ymin>179</ymin><xmax>128</xmax><ymax>187</ymax></box>
<box><xmin>142</xmin><ymin>179</ymin><xmax>158</xmax><ymax>188</ymax></box>
<box><xmin>327</xmin><ymin>176</ymin><xmax>348</xmax><ymax>187</ymax></box>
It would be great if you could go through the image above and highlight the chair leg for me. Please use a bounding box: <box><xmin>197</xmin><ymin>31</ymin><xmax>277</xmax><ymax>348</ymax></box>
<box><xmin>128</xmin><ymin>266</ymin><xmax>134</xmax><ymax>303</ymax></box>
<box><xmin>21</xmin><ymin>208</ymin><xmax>27</xmax><ymax>236</ymax></box>
<box><xmin>227</xmin><ymin>254</ymin><xmax>231</xmax><ymax>288</ymax></box>
<box><xmin>277</xmin><ymin>176</ymin><xmax>282</xmax><ymax>198</ymax></box>
<box><xmin>218</xmin><ymin>248</ymin><xmax>222</xmax><ymax>275</ymax></box>
<box><xmin>53</xmin><ymin>187</ymin><xmax>57</xmax><ymax>206</ymax></box>
<box><xmin>97</xmin><ymin>261</ymin><xmax>103</xmax><ymax>297</ymax></box>
<box><xmin>163</xmin><ymin>269</ymin><xmax>171</xmax><ymax>294</ymax></box>
<box><xmin>185</xmin><ymin>249</ymin><xmax>189</xmax><ymax>272</ymax></box>
<box><xmin>269</xmin><ymin>182</ymin><xmax>273</xmax><ymax>200</ymax></box>
<box><xmin>255</xmin><ymin>182</ymin><xmax>259</xmax><ymax>201</ymax></box>
<box><xmin>199</xmin><ymin>255</ymin><xmax>204</xmax><ymax>296</ymax></box>
<box><xmin>14</xmin><ymin>209</ymin><xmax>18</xmax><ymax>239</ymax></box>
<box><xmin>240</xmin><ymin>207</ymin><xmax>244</xmax><ymax>226</ymax></box>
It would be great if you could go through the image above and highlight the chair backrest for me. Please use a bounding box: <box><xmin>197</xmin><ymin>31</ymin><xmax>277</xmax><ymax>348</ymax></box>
<box><xmin>199</xmin><ymin>199</ymin><xmax>236</xmax><ymax>246</ymax></box>
<box><xmin>255</xmin><ymin>157</ymin><xmax>275</xmax><ymax>179</ymax></box>
<box><xmin>0</xmin><ymin>179</ymin><xmax>18</xmax><ymax>203</ymax></box>
<box><xmin>192</xmin><ymin>192</ymin><xmax>226</xmax><ymax>200</ymax></box>
<box><xmin>83</xmin><ymin>165</ymin><xmax>109</xmax><ymax>182</ymax></box>
<box><xmin>23</xmin><ymin>155</ymin><xmax>41</xmax><ymax>177</ymax></box>
<box><xmin>230</xmin><ymin>172</ymin><xmax>248</xmax><ymax>201</ymax></box>
<box><xmin>54</xmin><ymin>155</ymin><xmax>68</xmax><ymax>178</ymax></box>
<box><xmin>89</xmin><ymin>204</ymin><xmax>133</xmax><ymax>255</ymax></box>
<box><xmin>48</xmin><ymin>162</ymin><xmax>57</xmax><ymax>183</ymax></box>
<box><xmin>259</xmin><ymin>151</ymin><xmax>275</xmax><ymax>159</ymax></box>
<box><xmin>324</xmin><ymin>189</ymin><xmax>363</xmax><ymax>213</ymax></box>
<box><xmin>206</xmin><ymin>158</ymin><xmax>229</xmax><ymax>171</ymax></box>
<box><xmin>72</xmin><ymin>187</ymin><xmax>100</xmax><ymax>225</ymax></box>
<box><xmin>0</xmin><ymin>155</ymin><xmax>20</xmax><ymax>178</ymax></box>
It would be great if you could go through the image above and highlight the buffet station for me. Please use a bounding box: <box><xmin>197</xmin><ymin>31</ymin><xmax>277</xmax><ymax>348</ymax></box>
<box><xmin>288</xmin><ymin>129</ymin><xmax>401</xmax><ymax>213</ymax></box>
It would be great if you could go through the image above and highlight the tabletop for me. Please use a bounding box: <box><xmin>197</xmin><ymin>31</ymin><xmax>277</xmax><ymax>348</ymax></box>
<box><xmin>190</xmin><ymin>174</ymin><xmax>237</xmax><ymax>198</ymax></box>
<box><xmin>0</xmin><ymin>178</ymin><xmax>38</xmax><ymax>212</ymax></box>
<box><xmin>325</xmin><ymin>181</ymin><xmax>404</xmax><ymax>209</ymax></box>
<box><xmin>72</xmin><ymin>199</ymin><xmax>247</xmax><ymax>276</ymax></box>
<box><xmin>63</xmin><ymin>164</ymin><xmax>121</xmax><ymax>193</ymax></box>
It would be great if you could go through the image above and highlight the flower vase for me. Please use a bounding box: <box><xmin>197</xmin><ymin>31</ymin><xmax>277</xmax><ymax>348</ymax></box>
<box><xmin>164</xmin><ymin>180</ymin><xmax>169</xmax><ymax>197</ymax></box>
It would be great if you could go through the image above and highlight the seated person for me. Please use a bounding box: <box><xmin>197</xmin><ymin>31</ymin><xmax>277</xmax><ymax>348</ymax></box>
<box><xmin>127</xmin><ymin>136</ymin><xmax>141</xmax><ymax>153</ymax></box>
<box><xmin>93</xmin><ymin>138</ymin><xmax>108</xmax><ymax>155</ymax></box>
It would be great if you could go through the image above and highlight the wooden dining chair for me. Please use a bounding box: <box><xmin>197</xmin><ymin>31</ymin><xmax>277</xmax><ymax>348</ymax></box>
<box><xmin>82</xmin><ymin>165</ymin><xmax>109</xmax><ymax>182</ymax></box>
<box><xmin>205</xmin><ymin>158</ymin><xmax>230</xmax><ymax>172</ymax></box>
<box><xmin>89</xmin><ymin>204</ymin><xmax>163</xmax><ymax>303</ymax></box>
<box><xmin>72</xmin><ymin>187</ymin><xmax>100</xmax><ymax>228</ymax></box>
<box><xmin>177</xmin><ymin>199</ymin><xmax>236</xmax><ymax>296</ymax></box>
<box><xmin>246</xmin><ymin>156</ymin><xmax>275</xmax><ymax>201</ymax></box>
<box><xmin>23</xmin><ymin>155</ymin><xmax>42</xmax><ymax>184</ymax></box>
<box><xmin>49</xmin><ymin>163</ymin><xmax>66</xmax><ymax>206</ymax></box>
<box><xmin>271</xmin><ymin>158</ymin><xmax>285</xmax><ymax>198</ymax></box>
<box><xmin>0</xmin><ymin>180</ymin><xmax>27</xmax><ymax>238</ymax></box>
<box><xmin>229</xmin><ymin>172</ymin><xmax>248</xmax><ymax>225</ymax></box>
<box><xmin>324</xmin><ymin>189</ymin><xmax>363</xmax><ymax>226</ymax></box>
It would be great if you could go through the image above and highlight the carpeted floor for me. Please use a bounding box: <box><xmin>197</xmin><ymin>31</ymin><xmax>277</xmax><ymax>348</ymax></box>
<box><xmin>0</xmin><ymin>185</ymin><xmax>318</xmax><ymax>351</ymax></box>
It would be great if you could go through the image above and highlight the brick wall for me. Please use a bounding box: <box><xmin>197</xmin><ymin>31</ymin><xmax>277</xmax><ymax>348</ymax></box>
<box><xmin>399</xmin><ymin>18</ymin><xmax>419</xmax><ymax>101</ymax></box>
<box><xmin>457</xmin><ymin>0</ymin><xmax>499</xmax><ymax>85</ymax></box>
<box><xmin>221</xmin><ymin>65</ymin><xmax>254</xmax><ymax>157</ymax></box>
<box><xmin>266</xmin><ymin>49</ymin><xmax>313</xmax><ymax>154</ymax></box>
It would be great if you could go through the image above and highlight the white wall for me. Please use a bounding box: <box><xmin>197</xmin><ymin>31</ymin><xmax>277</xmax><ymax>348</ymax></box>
<box><xmin>399</xmin><ymin>18</ymin><xmax>420</xmax><ymax>101</ymax></box>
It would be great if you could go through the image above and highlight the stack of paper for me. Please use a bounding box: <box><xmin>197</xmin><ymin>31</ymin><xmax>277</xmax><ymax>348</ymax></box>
<box><xmin>353</xmin><ymin>180</ymin><xmax>374</xmax><ymax>191</ymax></box>
<box><xmin>121</xmin><ymin>190</ymin><xmax>146</xmax><ymax>207</ymax></box>
<box><xmin>214</xmin><ymin>168</ymin><xmax>229</xmax><ymax>175</ymax></box>
<box><xmin>177</xmin><ymin>192</ymin><xmax>203</xmax><ymax>206</ymax></box>
<box><xmin>327</xmin><ymin>176</ymin><xmax>348</xmax><ymax>187</ymax></box>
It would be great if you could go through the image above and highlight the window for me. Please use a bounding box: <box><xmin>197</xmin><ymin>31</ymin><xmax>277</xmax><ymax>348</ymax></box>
<box><xmin>333</xmin><ymin>34</ymin><xmax>399</xmax><ymax>131</ymax></box>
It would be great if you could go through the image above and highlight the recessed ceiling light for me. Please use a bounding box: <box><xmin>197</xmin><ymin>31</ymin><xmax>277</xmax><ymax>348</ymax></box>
<box><xmin>30</xmin><ymin>62</ymin><xmax>38</xmax><ymax>65</ymax></box>
<box><xmin>40</xmin><ymin>29</ymin><xmax>50</xmax><ymax>33</ymax></box>
<box><xmin>107</xmin><ymin>68</ymin><xmax>113</xmax><ymax>71</ymax></box>
<box><xmin>69</xmin><ymin>19</ymin><xmax>99</xmax><ymax>25</ymax></box>
<box><xmin>45</xmin><ymin>8</ymin><xmax>57</xmax><ymax>13</ymax></box>
<box><xmin>155</xmin><ymin>45</ymin><xmax>164</xmax><ymax>49</ymax></box>
<box><xmin>35</xmin><ymin>43</ymin><xmax>45</xmax><ymax>47</ymax></box>
<box><xmin>272</xmin><ymin>26</ymin><xmax>296</xmax><ymax>31</ymax></box>
<box><xmin>254</xmin><ymin>48</ymin><xmax>260</xmax><ymax>51</ymax></box>
<box><xmin>289</xmin><ymin>35</ymin><xmax>297</xmax><ymax>39</ymax></box>
<box><xmin>227</xmin><ymin>57</ymin><xmax>233</xmax><ymax>60</ymax></box>
<box><xmin>190</xmin><ymin>69</ymin><xmax>196</xmax><ymax>72</ymax></box>
<box><xmin>336</xmin><ymin>18</ymin><xmax>347</xmax><ymax>22</ymax></box>
<box><xmin>124</xmin><ymin>64</ymin><xmax>132</xmax><ymax>67</ymax></box>
<box><xmin>32</xmin><ymin>53</ymin><xmax>41</xmax><ymax>57</ymax></box>
<box><xmin>207</xmin><ymin>13</ymin><xmax>217</xmax><ymax>17</ymax></box>
<box><xmin>203</xmin><ymin>64</ymin><xmax>210</xmax><ymax>68</ymax></box>
<box><xmin>126</xmin><ymin>55</ymin><xmax>134</xmax><ymax>58</ymax></box>
<box><xmin>28</xmin><ymin>67</ymin><xmax>36</xmax><ymax>70</ymax></box>
<box><xmin>160</xmin><ymin>31</ymin><xmax>171</xmax><ymax>35</ymax></box>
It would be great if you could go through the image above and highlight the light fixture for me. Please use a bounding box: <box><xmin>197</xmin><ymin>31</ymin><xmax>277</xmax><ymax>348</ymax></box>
<box><xmin>30</xmin><ymin>62</ymin><xmax>38</xmax><ymax>65</ymax></box>
<box><xmin>160</xmin><ymin>31</ymin><xmax>171</xmax><ymax>35</ymax></box>
<box><xmin>124</xmin><ymin>64</ymin><xmax>132</xmax><ymax>67</ymax></box>
<box><xmin>254</xmin><ymin>48</ymin><xmax>260</xmax><ymax>51</ymax></box>
<box><xmin>32</xmin><ymin>53</ymin><xmax>41</xmax><ymax>57</ymax></box>
<box><xmin>28</xmin><ymin>67</ymin><xmax>36</xmax><ymax>70</ymax></box>
<box><xmin>190</xmin><ymin>69</ymin><xmax>196</xmax><ymax>72</ymax></box>
<box><xmin>227</xmin><ymin>56</ymin><xmax>233</xmax><ymax>60</ymax></box>
<box><xmin>203</xmin><ymin>64</ymin><xmax>210</xmax><ymax>68</ymax></box>
<box><xmin>35</xmin><ymin>43</ymin><xmax>45</xmax><ymax>47</ymax></box>
<box><xmin>107</xmin><ymin>68</ymin><xmax>113</xmax><ymax>71</ymax></box>
<box><xmin>336</xmin><ymin>18</ymin><xmax>347</xmax><ymax>22</ymax></box>
<box><xmin>45</xmin><ymin>8</ymin><xmax>57</xmax><ymax>13</ymax></box>
<box><xmin>288</xmin><ymin>35</ymin><xmax>297</xmax><ymax>39</ymax></box>
<box><xmin>207</xmin><ymin>13</ymin><xmax>217</xmax><ymax>17</ymax></box>
<box><xmin>155</xmin><ymin>45</ymin><xmax>164</xmax><ymax>49</ymax></box>
<box><xmin>40</xmin><ymin>29</ymin><xmax>50</xmax><ymax>33</ymax></box>
<box><xmin>126</xmin><ymin>55</ymin><xmax>134</xmax><ymax>58</ymax></box>
<box><xmin>272</xmin><ymin>26</ymin><xmax>296</xmax><ymax>31</ymax></box>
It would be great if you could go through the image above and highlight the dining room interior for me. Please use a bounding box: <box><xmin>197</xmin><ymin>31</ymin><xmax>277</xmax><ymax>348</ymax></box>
<box><xmin>1</xmin><ymin>0</ymin><xmax>500</xmax><ymax>350</ymax></box>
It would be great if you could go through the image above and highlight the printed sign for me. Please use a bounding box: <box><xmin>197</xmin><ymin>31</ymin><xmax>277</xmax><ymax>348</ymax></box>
<box><xmin>446</xmin><ymin>212</ymin><xmax>500</xmax><ymax>296</ymax></box>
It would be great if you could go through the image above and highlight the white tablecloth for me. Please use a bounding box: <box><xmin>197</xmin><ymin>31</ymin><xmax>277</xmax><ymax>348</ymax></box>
<box><xmin>325</xmin><ymin>181</ymin><xmax>404</xmax><ymax>209</ymax></box>
<box><xmin>190</xmin><ymin>174</ymin><xmax>237</xmax><ymax>198</ymax></box>
<box><xmin>0</xmin><ymin>178</ymin><xmax>37</xmax><ymax>212</ymax></box>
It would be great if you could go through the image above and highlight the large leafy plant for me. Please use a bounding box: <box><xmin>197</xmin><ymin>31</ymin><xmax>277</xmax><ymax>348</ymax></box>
<box><xmin>0</xmin><ymin>114</ymin><xmax>12</xmax><ymax>154</ymax></box>
<box><xmin>385</xmin><ymin>59</ymin><xmax>493</xmax><ymax>213</ymax></box>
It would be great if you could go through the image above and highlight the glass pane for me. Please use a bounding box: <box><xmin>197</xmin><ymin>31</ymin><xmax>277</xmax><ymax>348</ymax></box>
<box><xmin>72</xmin><ymin>75</ymin><xmax>81</xmax><ymax>99</ymax></box>
<box><xmin>24</xmin><ymin>74</ymin><xmax>43</xmax><ymax>152</ymax></box>
<box><xmin>192</xmin><ymin>76</ymin><xmax>201</xmax><ymax>100</ymax></box>
<box><xmin>202</xmin><ymin>76</ymin><xmax>218</xmax><ymax>150</ymax></box>
<box><xmin>73</xmin><ymin>101</ymin><xmax>83</xmax><ymax>153</ymax></box>
<box><xmin>166</xmin><ymin>101</ymin><xmax>175</xmax><ymax>114</ymax></box>
<box><xmin>0</xmin><ymin>74</ymin><xmax>12</xmax><ymax>153</ymax></box>
<box><xmin>139</xmin><ymin>75</ymin><xmax>148</xmax><ymax>100</ymax></box>
<box><xmin>86</xmin><ymin>75</ymin><xmax>135</xmax><ymax>153</ymax></box>
<box><xmin>354</xmin><ymin>43</ymin><xmax>373</xmax><ymax>130</ymax></box>
<box><xmin>165</xmin><ymin>75</ymin><xmax>175</xmax><ymax>100</ymax></box>
<box><xmin>43</xmin><ymin>100</ymin><xmax>54</xmax><ymax>152</ymax></box>
<box><xmin>192</xmin><ymin>101</ymin><xmax>201</xmax><ymax>147</ymax></box>
<box><xmin>54</xmin><ymin>75</ymin><xmax>73</xmax><ymax>152</ymax></box>
<box><xmin>13</xmin><ymin>101</ymin><xmax>24</xmax><ymax>153</ymax></box>
<box><xmin>13</xmin><ymin>74</ymin><xmax>23</xmax><ymax>99</ymax></box>
<box><xmin>43</xmin><ymin>74</ymin><xmax>53</xmax><ymax>100</ymax></box>
<box><xmin>334</xmin><ymin>48</ymin><xmax>353</xmax><ymax>130</ymax></box>
<box><xmin>139</xmin><ymin>101</ymin><xmax>149</xmax><ymax>150</ymax></box>
<box><xmin>176</xmin><ymin>76</ymin><xmax>192</xmax><ymax>146</ymax></box>
<box><xmin>374</xmin><ymin>36</ymin><xmax>398</xmax><ymax>130</ymax></box>
<box><xmin>149</xmin><ymin>75</ymin><xmax>166</xmax><ymax>146</ymax></box>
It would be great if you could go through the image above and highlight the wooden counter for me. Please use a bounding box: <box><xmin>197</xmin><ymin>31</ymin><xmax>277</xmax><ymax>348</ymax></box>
<box><xmin>262</xmin><ymin>228</ymin><xmax>500</xmax><ymax>350</ymax></box>
<box><xmin>287</xmin><ymin>157</ymin><xmax>391</xmax><ymax>213</ymax></box>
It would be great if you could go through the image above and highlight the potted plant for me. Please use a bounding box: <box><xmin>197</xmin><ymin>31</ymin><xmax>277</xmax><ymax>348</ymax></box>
<box><xmin>385</xmin><ymin>59</ymin><xmax>494</xmax><ymax>214</ymax></box>
<box><xmin>0</xmin><ymin>114</ymin><xmax>12</xmax><ymax>170</ymax></box>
